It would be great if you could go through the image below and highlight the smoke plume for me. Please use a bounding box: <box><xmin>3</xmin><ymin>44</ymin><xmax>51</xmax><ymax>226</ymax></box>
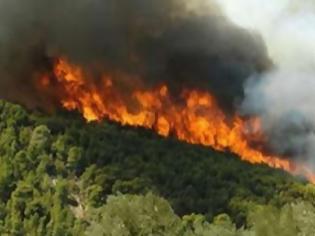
<box><xmin>0</xmin><ymin>0</ymin><xmax>269</xmax><ymax>111</ymax></box>
<box><xmin>220</xmin><ymin>0</ymin><xmax>315</xmax><ymax>165</ymax></box>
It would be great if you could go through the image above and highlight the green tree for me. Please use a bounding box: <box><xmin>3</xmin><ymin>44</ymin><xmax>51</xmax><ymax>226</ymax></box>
<box><xmin>28</xmin><ymin>125</ymin><xmax>51</xmax><ymax>158</ymax></box>
<box><xmin>86</xmin><ymin>193</ymin><xmax>182</xmax><ymax>236</ymax></box>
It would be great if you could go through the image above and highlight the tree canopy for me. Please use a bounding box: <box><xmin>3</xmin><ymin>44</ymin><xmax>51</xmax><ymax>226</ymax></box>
<box><xmin>0</xmin><ymin>100</ymin><xmax>314</xmax><ymax>235</ymax></box>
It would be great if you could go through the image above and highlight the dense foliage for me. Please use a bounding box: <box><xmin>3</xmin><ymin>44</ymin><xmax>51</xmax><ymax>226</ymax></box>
<box><xmin>0</xmin><ymin>100</ymin><xmax>315</xmax><ymax>235</ymax></box>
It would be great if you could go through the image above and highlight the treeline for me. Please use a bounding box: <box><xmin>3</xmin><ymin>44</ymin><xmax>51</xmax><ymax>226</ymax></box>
<box><xmin>0</xmin><ymin>100</ymin><xmax>314</xmax><ymax>235</ymax></box>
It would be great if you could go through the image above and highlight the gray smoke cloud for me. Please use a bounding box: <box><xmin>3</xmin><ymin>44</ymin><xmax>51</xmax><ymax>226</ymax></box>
<box><xmin>221</xmin><ymin>0</ymin><xmax>315</xmax><ymax>165</ymax></box>
<box><xmin>0</xmin><ymin>0</ymin><xmax>270</xmax><ymax>111</ymax></box>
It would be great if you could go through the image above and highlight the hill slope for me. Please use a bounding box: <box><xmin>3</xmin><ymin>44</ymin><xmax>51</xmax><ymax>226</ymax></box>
<box><xmin>0</xmin><ymin>100</ymin><xmax>314</xmax><ymax>235</ymax></box>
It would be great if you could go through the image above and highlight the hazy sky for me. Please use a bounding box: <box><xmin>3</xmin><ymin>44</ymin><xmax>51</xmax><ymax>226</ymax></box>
<box><xmin>220</xmin><ymin>0</ymin><xmax>315</xmax><ymax>164</ymax></box>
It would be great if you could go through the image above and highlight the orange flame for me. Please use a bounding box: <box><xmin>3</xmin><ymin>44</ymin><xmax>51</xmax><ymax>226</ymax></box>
<box><xmin>39</xmin><ymin>58</ymin><xmax>315</xmax><ymax>184</ymax></box>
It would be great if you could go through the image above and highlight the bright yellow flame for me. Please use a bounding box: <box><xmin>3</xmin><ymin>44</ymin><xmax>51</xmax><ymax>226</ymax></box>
<box><xmin>39</xmin><ymin>58</ymin><xmax>315</xmax><ymax>184</ymax></box>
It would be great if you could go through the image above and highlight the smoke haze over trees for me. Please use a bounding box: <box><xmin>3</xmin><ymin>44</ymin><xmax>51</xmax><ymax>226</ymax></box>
<box><xmin>221</xmin><ymin>0</ymin><xmax>315</xmax><ymax>166</ymax></box>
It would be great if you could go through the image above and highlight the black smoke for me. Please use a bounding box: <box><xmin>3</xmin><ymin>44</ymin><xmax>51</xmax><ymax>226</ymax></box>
<box><xmin>0</xmin><ymin>0</ymin><xmax>270</xmax><ymax>112</ymax></box>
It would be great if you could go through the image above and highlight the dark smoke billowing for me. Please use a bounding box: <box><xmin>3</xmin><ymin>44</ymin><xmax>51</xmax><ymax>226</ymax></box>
<box><xmin>0</xmin><ymin>0</ymin><xmax>270</xmax><ymax>112</ymax></box>
<box><xmin>221</xmin><ymin>0</ymin><xmax>315</xmax><ymax>166</ymax></box>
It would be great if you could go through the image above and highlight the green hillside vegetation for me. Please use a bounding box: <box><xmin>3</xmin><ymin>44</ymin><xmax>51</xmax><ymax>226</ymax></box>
<box><xmin>0</xmin><ymin>100</ymin><xmax>315</xmax><ymax>235</ymax></box>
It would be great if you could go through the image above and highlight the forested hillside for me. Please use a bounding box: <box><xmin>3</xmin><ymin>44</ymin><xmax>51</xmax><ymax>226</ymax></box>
<box><xmin>0</xmin><ymin>100</ymin><xmax>315</xmax><ymax>235</ymax></box>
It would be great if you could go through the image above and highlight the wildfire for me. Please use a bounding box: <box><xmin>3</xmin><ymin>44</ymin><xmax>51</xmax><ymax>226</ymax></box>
<box><xmin>40</xmin><ymin>58</ymin><xmax>315</xmax><ymax>184</ymax></box>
